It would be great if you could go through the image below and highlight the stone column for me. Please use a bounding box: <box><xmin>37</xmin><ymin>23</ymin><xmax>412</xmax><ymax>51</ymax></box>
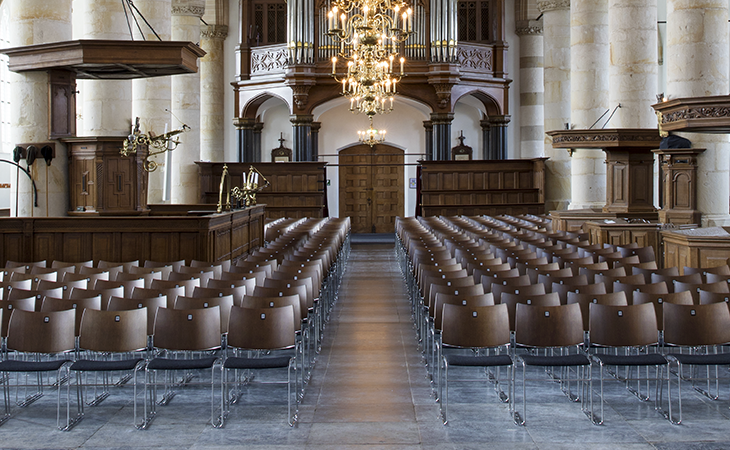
<box><xmin>200</xmin><ymin>24</ymin><xmax>229</xmax><ymax>162</ymax></box>
<box><xmin>487</xmin><ymin>115</ymin><xmax>510</xmax><ymax>160</ymax></box>
<box><xmin>132</xmin><ymin>0</ymin><xmax>172</xmax><ymax>204</ymax></box>
<box><xmin>570</xmin><ymin>0</ymin><xmax>608</xmax><ymax>210</ymax></box>
<box><xmin>431</xmin><ymin>113</ymin><xmax>454</xmax><ymax>161</ymax></box>
<box><xmin>423</xmin><ymin>121</ymin><xmax>434</xmax><ymax>160</ymax></box>
<box><xmin>608</xmin><ymin>0</ymin><xmax>657</xmax><ymax>128</ymax></box>
<box><xmin>170</xmin><ymin>0</ymin><xmax>205</xmax><ymax>204</ymax></box>
<box><xmin>234</xmin><ymin>118</ymin><xmax>259</xmax><ymax>162</ymax></box>
<box><xmin>480</xmin><ymin>119</ymin><xmax>491</xmax><ymax>159</ymax></box>
<box><xmin>515</xmin><ymin>24</ymin><xmax>544</xmax><ymax>159</ymax></box>
<box><xmin>9</xmin><ymin>0</ymin><xmax>72</xmax><ymax>217</ymax></box>
<box><xmin>539</xmin><ymin>0</ymin><xmax>571</xmax><ymax>211</ymax></box>
<box><xmin>311</xmin><ymin>122</ymin><xmax>321</xmax><ymax>162</ymax></box>
<box><xmin>75</xmin><ymin>0</ymin><xmax>132</xmax><ymax>137</ymax></box>
<box><xmin>291</xmin><ymin>115</ymin><xmax>314</xmax><ymax>161</ymax></box>
<box><xmin>667</xmin><ymin>0</ymin><xmax>729</xmax><ymax>226</ymax></box>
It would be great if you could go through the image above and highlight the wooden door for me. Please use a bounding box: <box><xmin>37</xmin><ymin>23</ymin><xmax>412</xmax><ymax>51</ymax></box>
<box><xmin>339</xmin><ymin>144</ymin><xmax>404</xmax><ymax>233</ymax></box>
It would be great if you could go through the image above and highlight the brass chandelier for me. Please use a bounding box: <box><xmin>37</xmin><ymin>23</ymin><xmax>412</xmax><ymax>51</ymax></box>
<box><xmin>357</xmin><ymin>117</ymin><xmax>387</xmax><ymax>146</ymax></box>
<box><xmin>327</xmin><ymin>0</ymin><xmax>414</xmax><ymax>117</ymax></box>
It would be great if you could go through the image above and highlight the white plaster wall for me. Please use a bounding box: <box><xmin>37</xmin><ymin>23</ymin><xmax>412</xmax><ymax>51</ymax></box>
<box><xmin>259</xmin><ymin>100</ymin><xmax>293</xmax><ymax>162</ymax></box>
<box><xmin>452</xmin><ymin>101</ymin><xmax>483</xmax><ymax>158</ymax></box>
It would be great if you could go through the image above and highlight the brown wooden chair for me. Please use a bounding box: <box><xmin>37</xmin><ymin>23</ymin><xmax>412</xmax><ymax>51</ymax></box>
<box><xmin>513</xmin><ymin>303</ymin><xmax>593</xmax><ymax>425</ymax></box>
<box><xmin>614</xmin><ymin>281</ymin><xmax>669</xmax><ymax>304</ymax></box>
<box><xmin>107</xmin><ymin>295</ymin><xmax>166</xmax><ymax>336</ymax></box>
<box><xmin>65</xmin><ymin>308</ymin><xmax>148</xmax><ymax>430</ymax></box>
<box><xmin>69</xmin><ymin>286</ymin><xmax>125</xmax><ymax>310</ymax></box>
<box><xmin>63</xmin><ymin>271</ymin><xmax>110</xmax><ymax>286</ymax></box>
<box><xmin>595</xmin><ymin>273</ymin><xmax>645</xmax><ymax>293</ymax></box>
<box><xmin>698</xmin><ymin>290</ymin><xmax>730</xmax><ymax>305</ymax></box>
<box><xmin>633</xmin><ymin>291</ymin><xmax>694</xmax><ymax>335</ymax></box>
<box><xmin>81</xmin><ymin>265</ymin><xmax>123</xmax><ymax>282</ymax></box>
<box><xmin>37</xmin><ymin>279</ymin><xmax>88</xmax><ymax>299</ymax></box>
<box><xmin>438</xmin><ymin>303</ymin><xmax>513</xmax><ymax>425</ymax></box>
<box><xmin>618</xmin><ymin>245</ymin><xmax>656</xmax><ymax>263</ymax></box>
<box><xmin>95</xmin><ymin>278</ymin><xmax>144</xmax><ymax>298</ymax></box>
<box><xmin>579</xmin><ymin>266</ymin><xmax>626</xmax><ymax>284</ymax></box>
<box><xmin>588</xmin><ymin>302</ymin><xmax>667</xmax><ymax>424</ymax></box>
<box><xmin>41</xmin><ymin>296</ymin><xmax>103</xmax><ymax>336</ymax></box>
<box><xmin>98</xmin><ymin>260</ymin><xmax>139</xmax><ymax>272</ymax></box>
<box><xmin>6</xmin><ymin>287</ymin><xmax>63</xmax><ymax>309</ymax></box>
<box><xmin>193</xmin><ymin>285</ymin><xmax>247</xmax><ymax>308</ymax></box>
<box><xmin>552</xmin><ymin>282</ymin><xmax>607</xmax><ymax>305</ymax></box>
<box><xmin>651</xmin><ymin>272</ymin><xmax>703</xmax><ymax>293</ymax></box>
<box><xmin>138</xmin><ymin>306</ymin><xmax>222</xmax><ymax>429</ymax></box>
<box><xmin>131</xmin><ymin>286</ymin><xmax>186</xmax><ymax>309</ymax></box>
<box><xmin>0</xmin><ymin>279</ymin><xmax>33</xmax><ymax>300</ymax></box>
<box><xmin>220</xmin><ymin>305</ymin><xmax>298</xmax><ymax>427</ymax></box>
<box><xmin>632</xmin><ymin>266</ymin><xmax>679</xmax><ymax>284</ymax></box>
<box><xmin>220</xmin><ymin>270</ymin><xmax>265</xmax><ymax>286</ymax></box>
<box><xmin>175</xmin><ymin>267</ymin><xmax>217</xmax><ymax>285</ymax></box>
<box><xmin>662</xmin><ymin>302</ymin><xmax>730</xmax><ymax>424</ymax></box>
<box><xmin>684</xmin><ymin>265</ymin><xmax>730</xmax><ymax>279</ymax></box>
<box><xmin>566</xmin><ymin>291</ymin><xmax>628</xmax><ymax>333</ymax></box>
<box><xmin>501</xmin><ymin>292</ymin><xmax>560</xmax><ymax>332</ymax></box>
<box><xmin>150</xmin><ymin>278</ymin><xmax>200</xmax><ymax>297</ymax></box>
<box><xmin>174</xmin><ymin>295</ymin><xmax>234</xmax><ymax>336</ymax></box>
<box><xmin>0</xmin><ymin>297</ymin><xmax>37</xmax><ymax>338</ymax></box>
<box><xmin>0</xmin><ymin>308</ymin><xmax>75</xmax><ymax>429</ymax></box>
<box><xmin>538</xmin><ymin>273</ymin><xmax>587</xmax><ymax>293</ymax></box>
<box><xmin>673</xmin><ymin>280</ymin><xmax>729</xmax><ymax>303</ymax></box>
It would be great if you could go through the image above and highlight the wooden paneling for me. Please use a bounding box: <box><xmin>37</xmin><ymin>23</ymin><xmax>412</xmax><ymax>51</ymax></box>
<box><xmin>0</xmin><ymin>206</ymin><xmax>264</xmax><ymax>265</ymax></box>
<box><xmin>197</xmin><ymin>162</ymin><xmax>326</xmax><ymax>220</ymax></box>
<box><xmin>662</xmin><ymin>228</ymin><xmax>730</xmax><ymax>272</ymax></box>
<box><xmin>419</xmin><ymin>159</ymin><xmax>547</xmax><ymax>217</ymax></box>
<box><xmin>585</xmin><ymin>220</ymin><xmax>661</xmax><ymax>265</ymax></box>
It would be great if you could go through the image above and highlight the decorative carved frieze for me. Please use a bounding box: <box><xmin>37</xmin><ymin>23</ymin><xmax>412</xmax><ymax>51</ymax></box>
<box><xmin>201</xmin><ymin>25</ymin><xmax>229</xmax><ymax>40</ymax></box>
<box><xmin>547</xmin><ymin>129</ymin><xmax>662</xmax><ymax>149</ymax></box>
<box><xmin>171</xmin><ymin>6</ymin><xmax>206</xmax><ymax>17</ymax></box>
<box><xmin>251</xmin><ymin>46</ymin><xmax>288</xmax><ymax>74</ymax></box>
<box><xmin>537</xmin><ymin>0</ymin><xmax>570</xmax><ymax>13</ymax></box>
<box><xmin>661</xmin><ymin>107</ymin><xmax>730</xmax><ymax>125</ymax></box>
<box><xmin>433</xmin><ymin>84</ymin><xmax>454</xmax><ymax>109</ymax></box>
<box><xmin>457</xmin><ymin>45</ymin><xmax>493</xmax><ymax>72</ymax></box>
<box><xmin>515</xmin><ymin>26</ymin><xmax>544</xmax><ymax>36</ymax></box>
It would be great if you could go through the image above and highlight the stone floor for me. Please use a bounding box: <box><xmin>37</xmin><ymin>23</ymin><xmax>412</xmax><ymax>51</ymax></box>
<box><xmin>2</xmin><ymin>242</ymin><xmax>730</xmax><ymax>449</ymax></box>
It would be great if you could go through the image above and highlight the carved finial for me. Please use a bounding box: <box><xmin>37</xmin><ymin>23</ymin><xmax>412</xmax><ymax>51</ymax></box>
<box><xmin>457</xmin><ymin>130</ymin><xmax>466</xmax><ymax>146</ymax></box>
<box><xmin>278</xmin><ymin>132</ymin><xmax>286</xmax><ymax>147</ymax></box>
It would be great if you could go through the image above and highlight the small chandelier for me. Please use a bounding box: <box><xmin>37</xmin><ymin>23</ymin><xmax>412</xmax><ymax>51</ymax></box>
<box><xmin>328</xmin><ymin>0</ymin><xmax>414</xmax><ymax>117</ymax></box>
<box><xmin>358</xmin><ymin>117</ymin><xmax>386</xmax><ymax>147</ymax></box>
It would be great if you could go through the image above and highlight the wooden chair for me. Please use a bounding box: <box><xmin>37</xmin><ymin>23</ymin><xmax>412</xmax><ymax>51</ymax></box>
<box><xmin>579</xmin><ymin>266</ymin><xmax>626</xmax><ymax>284</ymax></box>
<box><xmin>65</xmin><ymin>308</ymin><xmax>148</xmax><ymax>430</ymax></box>
<box><xmin>632</xmin><ymin>266</ymin><xmax>679</xmax><ymax>284</ymax></box>
<box><xmin>63</xmin><ymin>271</ymin><xmax>110</xmax><ymax>286</ymax></box>
<box><xmin>595</xmin><ymin>273</ymin><xmax>645</xmax><ymax>293</ymax></box>
<box><xmin>438</xmin><ymin>303</ymin><xmax>513</xmax><ymax>425</ymax></box>
<box><xmin>588</xmin><ymin>303</ymin><xmax>667</xmax><ymax>424</ymax></box>
<box><xmin>651</xmin><ymin>272</ymin><xmax>703</xmax><ymax>293</ymax></box>
<box><xmin>673</xmin><ymin>280</ymin><xmax>729</xmax><ymax>303</ymax></box>
<box><xmin>614</xmin><ymin>281</ymin><xmax>669</xmax><ymax>304</ymax></box>
<box><xmin>0</xmin><ymin>297</ymin><xmax>37</xmax><ymax>338</ymax></box>
<box><xmin>501</xmin><ymin>292</ymin><xmax>560</xmax><ymax>332</ymax></box>
<box><xmin>684</xmin><ymin>265</ymin><xmax>730</xmax><ymax>279</ymax></box>
<box><xmin>513</xmin><ymin>303</ymin><xmax>593</xmax><ymax>425</ymax></box>
<box><xmin>698</xmin><ymin>290</ymin><xmax>730</xmax><ymax>305</ymax></box>
<box><xmin>95</xmin><ymin>278</ymin><xmax>144</xmax><ymax>298</ymax></box>
<box><xmin>69</xmin><ymin>286</ymin><xmax>125</xmax><ymax>310</ymax></box>
<box><xmin>661</xmin><ymin>302</ymin><xmax>730</xmax><ymax>424</ymax></box>
<box><xmin>193</xmin><ymin>285</ymin><xmax>247</xmax><ymax>308</ymax></box>
<box><xmin>137</xmin><ymin>307</ymin><xmax>222</xmax><ymax>429</ymax></box>
<box><xmin>107</xmin><ymin>295</ymin><xmax>166</xmax><ymax>336</ymax></box>
<box><xmin>150</xmin><ymin>278</ymin><xmax>200</xmax><ymax>297</ymax></box>
<box><xmin>131</xmin><ymin>286</ymin><xmax>185</xmax><ymax>309</ymax></box>
<box><xmin>174</xmin><ymin>295</ymin><xmax>234</xmax><ymax>335</ymax></box>
<box><xmin>0</xmin><ymin>309</ymin><xmax>75</xmax><ymax>429</ymax></box>
<box><xmin>552</xmin><ymin>282</ymin><xmax>607</xmax><ymax>305</ymax></box>
<box><xmin>37</xmin><ymin>279</ymin><xmax>89</xmax><ymax>299</ymax></box>
<box><xmin>566</xmin><ymin>291</ymin><xmax>628</xmax><ymax>334</ymax></box>
<box><xmin>220</xmin><ymin>305</ymin><xmax>298</xmax><ymax>427</ymax></box>
<box><xmin>145</xmin><ymin>259</ymin><xmax>185</xmax><ymax>272</ymax></box>
<box><xmin>633</xmin><ymin>291</ymin><xmax>694</xmax><ymax>336</ymax></box>
<box><xmin>41</xmin><ymin>296</ymin><xmax>103</xmax><ymax>336</ymax></box>
<box><xmin>98</xmin><ymin>260</ymin><xmax>139</xmax><ymax>272</ymax></box>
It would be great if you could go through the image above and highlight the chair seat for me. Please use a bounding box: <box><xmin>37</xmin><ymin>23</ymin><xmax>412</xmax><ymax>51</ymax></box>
<box><xmin>667</xmin><ymin>352</ymin><xmax>730</xmax><ymax>366</ymax></box>
<box><xmin>445</xmin><ymin>354</ymin><xmax>512</xmax><ymax>367</ymax></box>
<box><xmin>147</xmin><ymin>356</ymin><xmax>218</xmax><ymax>371</ymax></box>
<box><xmin>592</xmin><ymin>353</ymin><xmax>667</xmax><ymax>367</ymax></box>
<box><xmin>0</xmin><ymin>359</ymin><xmax>69</xmax><ymax>372</ymax></box>
<box><xmin>224</xmin><ymin>355</ymin><xmax>292</xmax><ymax>370</ymax></box>
<box><xmin>71</xmin><ymin>358</ymin><xmax>144</xmax><ymax>372</ymax></box>
<box><xmin>519</xmin><ymin>353</ymin><xmax>589</xmax><ymax>367</ymax></box>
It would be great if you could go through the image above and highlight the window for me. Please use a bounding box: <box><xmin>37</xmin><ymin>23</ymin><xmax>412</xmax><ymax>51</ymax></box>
<box><xmin>251</xmin><ymin>1</ymin><xmax>286</xmax><ymax>46</ymax></box>
<box><xmin>457</xmin><ymin>0</ymin><xmax>491</xmax><ymax>43</ymax></box>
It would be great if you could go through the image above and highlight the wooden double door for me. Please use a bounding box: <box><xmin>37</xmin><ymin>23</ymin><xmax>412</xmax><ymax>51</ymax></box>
<box><xmin>339</xmin><ymin>144</ymin><xmax>404</xmax><ymax>233</ymax></box>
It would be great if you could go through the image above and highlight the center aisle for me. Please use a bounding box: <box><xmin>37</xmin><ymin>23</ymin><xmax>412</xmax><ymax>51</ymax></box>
<box><xmin>300</xmin><ymin>243</ymin><xmax>435</xmax><ymax>445</ymax></box>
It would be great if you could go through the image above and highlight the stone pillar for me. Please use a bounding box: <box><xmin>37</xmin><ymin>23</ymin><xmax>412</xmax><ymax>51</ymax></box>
<box><xmin>291</xmin><ymin>115</ymin><xmax>314</xmax><ymax>161</ymax></box>
<box><xmin>570</xmin><ymin>0</ymin><xmax>608</xmax><ymax>210</ymax></box>
<box><xmin>608</xmin><ymin>0</ymin><xmax>657</xmax><ymax>128</ymax></box>
<box><xmin>200</xmin><ymin>24</ymin><xmax>229</xmax><ymax>162</ymax></box>
<box><xmin>253</xmin><ymin>122</ymin><xmax>264</xmax><ymax>161</ymax></box>
<box><xmin>170</xmin><ymin>0</ymin><xmax>205</xmax><ymax>204</ymax></box>
<box><xmin>487</xmin><ymin>115</ymin><xmax>510</xmax><ymax>160</ymax></box>
<box><xmin>539</xmin><ymin>0</ymin><xmax>571</xmax><ymax>211</ymax></box>
<box><xmin>423</xmin><ymin>121</ymin><xmax>434</xmax><ymax>160</ymax></box>
<box><xmin>76</xmin><ymin>0</ymin><xmax>132</xmax><ymax>136</ymax></box>
<box><xmin>431</xmin><ymin>113</ymin><xmax>454</xmax><ymax>161</ymax></box>
<box><xmin>667</xmin><ymin>0</ymin><xmax>729</xmax><ymax>226</ymax></box>
<box><xmin>311</xmin><ymin>122</ymin><xmax>321</xmax><ymax>162</ymax></box>
<box><xmin>9</xmin><ymin>0</ymin><xmax>72</xmax><ymax>217</ymax></box>
<box><xmin>480</xmin><ymin>119</ymin><xmax>491</xmax><ymax>159</ymax></box>
<box><xmin>515</xmin><ymin>24</ymin><xmax>544</xmax><ymax>159</ymax></box>
<box><xmin>235</xmin><ymin>118</ymin><xmax>259</xmax><ymax>163</ymax></box>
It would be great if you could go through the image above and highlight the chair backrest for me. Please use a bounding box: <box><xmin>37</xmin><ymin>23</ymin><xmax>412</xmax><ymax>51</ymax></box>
<box><xmin>595</xmin><ymin>273</ymin><xmax>645</xmax><ymax>293</ymax></box>
<box><xmin>117</xmin><ymin>271</ymin><xmax>160</xmax><ymax>288</ymax></box>
<box><xmin>579</xmin><ymin>266</ymin><xmax>626</xmax><ymax>284</ymax></box>
<box><xmin>107</xmin><ymin>295</ymin><xmax>166</xmax><ymax>335</ymax></box>
<box><xmin>150</xmin><ymin>278</ymin><xmax>200</xmax><ymax>297</ymax></box>
<box><xmin>95</xmin><ymin>278</ymin><xmax>144</xmax><ymax>297</ymax></box>
<box><xmin>64</xmin><ymin>271</ymin><xmax>109</xmax><ymax>285</ymax></box>
<box><xmin>441</xmin><ymin>303</ymin><xmax>510</xmax><ymax>348</ymax></box>
<box><xmin>684</xmin><ymin>265</ymin><xmax>730</xmax><ymax>278</ymax></box>
<box><xmin>632</xmin><ymin>266</ymin><xmax>679</xmax><ymax>284</ymax></box>
<box><xmin>52</xmin><ymin>260</ymin><xmax>93</xmax><ymax>270</ymax></box>
<box><xmin>98</xmin><ymin>260</ymin><xmax>139</xmax><ymax>271</ymax></box>
<box><xmin>501</xmin><ymin>292</ymin><xmax>560</xmax><ymax>331</ymax></box>
<box><xmin>663</xmin><ymin>302</ymin><xmax>730</xmax><ymax>347</ymax></box>
<box><xmin>78</xmin><ymin>308</ymin><xmax>148</xmax><ymax>353</ymax></box>
<box><xmin>7</xmin><ymin>286</ymin><xmax>63</xmax><ymax>305</ymax></box>
<box><xmin>514</xmin><ymin>303</ymin><xmax>584</xmax><ymax>348</ymax></box>
<box><xmin>174</xmin><ymin>295</ymin><xmax>234</xmax><ymax>334</ymax></box>
<box><xmin>253</xmin><ymin>284</ymin><xmax>309</xmax><ymax>312</ymax></box>
<box><xmin>130</xmin><ymin>265</ymin><xmax>172</xmax><ymax>281</ymax></box>
<box><xmin>705</xmin><ymin>272</ymin><xmax>730</xmax><ymax>284</ymax></box>
<box><xmin>186</xmin><ymin>262</ymin><xmax>223</xmax><ymax>279</ymax></box>
<box><xmin>152</xmin><ymin>306</ymin><xmax>222</xmax><ymax>351</ymax></box>
<box><xmin>651</xmin><ymin>272</ymin><xmax>703</xmax><ymax>293</ymax></box>
<box><xmin>427</xmin><ymin>283</ymin><xmax>483</xmax><ymax>313</ymax></box>
<box><xmin>491</xmin><ymin>283</ymin><xmax>546</xmax><ymax>306</ymax></box>
<box><xmin>69</xmin><ymin>286</ymin><xmax>125</xmax><ymax>309</ymax></box>
<box><xmin>170</xmin><ymin>269</ymin><xmax>214</xmax><ymax>287</ymax></box>
<box><xmin>41</xmin><ymin>296</ymin><xmax>102</xmax><ymax>336</ymax></box>
<box><xmin>674</xmin><ymin>280</ymin><xmax>730</xmax><ymax>302</ymax></box>
<box><xmin>241</xmin><ymin>294</ymin><xmax>302</xmax><ymax>325</ymax></box>
<box><xmin>433</xmin><ymin>293</ymin><xmax>495</xmax><ymax>330</ymax></box>
<box><xmin>614</xmin><ymin>280</ymin><xmax>668</xmax><ymax>303</ymax></box>
<box><xmin>6</xmin><ymin>260</ymin><xmax>46</xmax><ymax>270</ymax></box>
<box><xmin>193</xmin><ymin>285</ymin><xmax>247</xmax><ymax>307</ymax></box>
<box><xmin>145</xmin><ymin>259</ymin><xmax>185</xmax><ymax>272</ymax></box>
<box><xmin>131</xmin><ymin>286</ymin><xmax>185</xmax><ymax>308</ymax></box>
<box><xmin>1</xmin><ymin>297</ymin><xmax>37</xmax><ymax>337</ymax></box>
<box><xmin>229</xmin><ymin>263</ymin><xmax>274</xmax><ymax>279</ymax></box>
<box><xmin>567</xmin><ymin>291</ymin><xmax>629</xmax><ymax>332</ymax></box>
<box><xmin>6</xmin><ymin>308</ymin><xmax>75</xmax><ymax>353</ymax></box>
<box><xmin>552</xmin><ymin>282</ymin><xmax>607</xmax><ymax>304</ymax></box>
<box><xmin>1</xmin><ymin>278</ymin><xmax>33</xmax><ymax>299</ymax></box>
<box><xmin>699</xmin><ymin>290</ymin><xmax>730</xmax><ymax>305</ymax></box>
<box><xmin>227</xmin><ymin>305</ymin><xmax>296</xmax><ymax>350</ymax></box>
<box><xmin>632</xmin><ymin>290</ymin><xmax>694</xmax><ymax>331</ymax></box>
<box><xmin>618</xmin><ymin>245</ymin><xmax>655</xmax><ymax>263</ymax></box>
<box><xmin>263</xmin><ymin>276</ymin><xmax>314</xmax><ymax>304</ymax></box>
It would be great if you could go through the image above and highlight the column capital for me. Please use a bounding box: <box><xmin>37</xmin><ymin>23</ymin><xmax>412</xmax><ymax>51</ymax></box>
<box><xmin>515</xmin><ymin>20</ymin><xmax>543</xmax><ymax>36</ymax></box>
<box><xmin>201</xmin><ymin>24</ymin><xmax>229</xmax><ymax>40</ymax></box>
<box><xmin>290</xmin><ymin>114</ymin><xmax>314</xmax><ymax>126</ymax></box>
<box><xmin>490</xmin><ymin>115</ymin><xmax>511</xmax><ymax>125</ymax></box>
<box><xmin>537</xmin><ymin>0</ymin><xmax>570</xmax><ymax>13</ymax></box>
<box><xmin>233</xmin><ymin>117</ymin><xmax>257</xmax><ymax>129</ymax></box>
<box><xmin>423</xmin><ymin>120</ymin><xmax>433</xmax><ymax>131</ymax></box>
<box><xmin>172</xmin><ymin>0</ymin><xmax>206</xmax><ymax>17</ymax></box>
<box><xmin>430</xmin><ymin>112</ymin><xmax>454</xmax><ymax>124</ymax></box>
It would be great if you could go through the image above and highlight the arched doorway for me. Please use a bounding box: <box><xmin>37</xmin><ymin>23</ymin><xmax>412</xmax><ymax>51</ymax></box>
<box><xmin>339</xmin><ymin>144</ymin><xmax>404</xmax><ymax>233</ymax></box>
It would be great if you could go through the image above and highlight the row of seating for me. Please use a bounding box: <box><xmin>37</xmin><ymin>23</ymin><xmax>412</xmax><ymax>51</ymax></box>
<box><xmin>0</xmin><ymin>217</ymin><xmax>351</xmax><ymax>431</ymax></box>
<box><xmin>395</xmin><ymin>214</ymin><xmax>730</xmax><ymax>426</ymax></box>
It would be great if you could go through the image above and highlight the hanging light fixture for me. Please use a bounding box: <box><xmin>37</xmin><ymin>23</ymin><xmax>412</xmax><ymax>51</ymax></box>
<box><xmin>358</xmin><ymin>117</ymin><xmax>386</xmax><ymax>147</ymax></box>
<box><xmin>328</xmin><ymin>0</ymin><xmax>413</xmax><ymax>117</ymax></box>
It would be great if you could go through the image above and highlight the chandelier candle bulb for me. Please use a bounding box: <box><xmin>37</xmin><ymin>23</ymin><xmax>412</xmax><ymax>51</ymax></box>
<box><xmin>408</xmin><ymin>8</ymin><xmax>412</xmax><ymax>32</ymax></box>
<box><xmin>332</xmin><ymin>56</ymin><xmax>337</xmax><ymax>73</ymax></box>
<box><xmin>400</xmin><ymin>57</ymin><xmax>404</xmax><ymax>75</ymax></box>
